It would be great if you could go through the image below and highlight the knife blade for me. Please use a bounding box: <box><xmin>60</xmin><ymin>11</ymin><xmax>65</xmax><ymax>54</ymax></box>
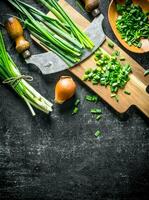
<box><xmin>26</xmin><ymin>14</ymin><xmax>105</xmax><ymax>75</ymax></box>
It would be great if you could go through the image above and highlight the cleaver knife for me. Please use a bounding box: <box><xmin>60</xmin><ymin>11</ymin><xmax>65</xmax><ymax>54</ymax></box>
<box><xmin>5</xmin><ymin>0</ymin><xmax>105</xmax><ymax>75</ymax></box>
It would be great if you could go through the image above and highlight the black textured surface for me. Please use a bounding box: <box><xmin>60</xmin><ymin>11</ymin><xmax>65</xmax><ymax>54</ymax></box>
<box><xmin>0</xmin><ymin>0</ymin><xmax>149</xmax><ymax>200</ymax></box>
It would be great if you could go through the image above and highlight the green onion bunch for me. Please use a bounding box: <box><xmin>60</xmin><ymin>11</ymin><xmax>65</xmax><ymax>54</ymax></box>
<box><xmin>38</xmin><ymin>0</ymin><xmax>94</xmax><ymax>49</ymax></box>
<box><xmin>0</xmin><ymin>31</ymin><xmax>52</xmax><ymax>116</ymax></box>
<box><xmin>116</xmin><ymin>0</ymin><xmax>149</xmax><ymax>48</ymax></box>
<box><xmin>8</xmin><ymin>0</ymin><xmax>94</xmax><ymax>66</ymax></box>
<box><xmin>83</xmin><ymin>48</ymin><xmax>132</xmax><ymax>94</ymax></box>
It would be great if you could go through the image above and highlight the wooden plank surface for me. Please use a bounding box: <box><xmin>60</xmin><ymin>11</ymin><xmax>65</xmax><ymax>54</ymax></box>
<box><xmin>32</xmin><ymin>0</ymin><xmax>149</xmax><ymax>117</ymax></box>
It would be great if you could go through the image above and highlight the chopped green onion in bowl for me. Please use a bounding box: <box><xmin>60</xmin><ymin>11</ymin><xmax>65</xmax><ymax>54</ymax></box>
<box><xmin>116</xmin><ymin>0</ymin><xmax>149</xmax><ymax>48</ymax></box>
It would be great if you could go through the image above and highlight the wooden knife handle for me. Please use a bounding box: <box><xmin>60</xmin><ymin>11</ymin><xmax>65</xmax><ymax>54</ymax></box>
<box><xmin>5</xmin><ymin>17</ymin><xmax>31</xmax><ymax>58</ymax></box>
<box><xmin>80</xmin><ymin>0</ymin><xmax>100</xmax><ymax>15</ymax></box>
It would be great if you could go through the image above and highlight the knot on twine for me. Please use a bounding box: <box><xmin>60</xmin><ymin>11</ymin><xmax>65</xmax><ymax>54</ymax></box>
<box><xmin>2</xmin><ymin>75</ymin><xmax>33</xmax><ymax>87</ymax></box>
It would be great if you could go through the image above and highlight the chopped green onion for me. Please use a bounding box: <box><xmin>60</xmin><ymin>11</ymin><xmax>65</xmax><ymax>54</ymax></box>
<box><xmin>85</xmin><ymin>95</ymin><xmax>99</xmax><ymax>103</ymax></box>
<box><xmin>115</xmin><ymin>95</ymin><xmax>119</xmax><ymax>102</ymax></box>
<box><xmin>112</xmin><ymin>50</ymin><xmax>120</xmax><ymax>56</ymax></box>
<box><xmin>144</xmin><ymin>69</ymin><xmax>149</xmax><ymax>76</ymax></box>
<box><xmin>72</xmin><ymin>107</ymin><xmax>79</xmax><ymax>115</ymax></box>
<box><xmin>84</xmin><ymin>48</ymin><xmax>132</xmax><ymax>97</ymax></box>
<box><xmin>111</xmin><ymin>93</ymin><xmax>116</xmax><ymax>98</ymax></box>
<box><xmin>95</xmin><ymin>130</ymin><xmax>102</xmax><ymax>137</ymax></box>
<box><xmin>75</xmin><ymin>99</ymin><xmax>80</xmax><ymax>106</ymax></box>
<box><xmin>108</xmin><ymin>41</ymin><xmax>114</xmax><ymax>49</ymax></box>
<box><xmin>91</xmin><ymin>108</ymin><xmax>102</xmax><ymax>114</ymax></box>
<box><xmin>96</xmin><ymin>115</ymin><xmax>102</xmax><ymax>120</ymax></box>
<box><xmin>116</xmin><ymin>1</ymin><xmax>149</xmax><ymax>48</ymax></box>
<box><xmin>120</xmin><ymin>57</ymin><xmax>125</xmax><ymax>61</ymax></box>
<box><xmin>124</xmin><ymin>90</ymin><xmax>131</xmax><ymax>95</ymax></box>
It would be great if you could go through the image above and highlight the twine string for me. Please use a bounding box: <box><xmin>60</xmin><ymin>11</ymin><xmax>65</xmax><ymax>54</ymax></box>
<box><xmin>2</xmin><ymin>75</ymin><xmax>33</xmax><ymax>87</ymax></box>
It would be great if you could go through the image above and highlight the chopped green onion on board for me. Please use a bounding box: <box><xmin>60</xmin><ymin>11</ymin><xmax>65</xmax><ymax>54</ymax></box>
<box><xmin>120</xmin><ymin>57</ymin><xmax>125</xmax><ymax>61</ymax></box>
<box><xmin>108</xmin><ymin>41</ymin><xmax>114</xmax><ymax>49</ymax></box>
<box><xmin>124</xmin><ymin>90</ymin><xmax>131</xmax><ymax>95</ymax></box>
<box><xmin>144</xmin><ymin>69</ymin><xmax>149</xmax><ymax>76</ymax></box>
<box><xmin>83</xmin><ymin>48</ymin><xmax>132</xmax><ymax>99</ymax></box>
<box><xmin>115</xmin><ymin>95</ymin><xmax>119</xmax><ymax>102</ymax></box>
<box><xmin>112</xmin><ymin>50</ymin><xmax>120</xmax><ymax>57</ymax></box>
<box><xmin>111</xmin><ymin>93</ymin><xmax>116</xmax><ymax>98</ymax></box>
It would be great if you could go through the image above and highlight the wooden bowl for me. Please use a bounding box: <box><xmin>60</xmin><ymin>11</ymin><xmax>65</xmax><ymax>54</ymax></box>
<box><xmin>108</xmin><ymin>0</ymin><xmax>149</xmax><ymax>53</ymax></box>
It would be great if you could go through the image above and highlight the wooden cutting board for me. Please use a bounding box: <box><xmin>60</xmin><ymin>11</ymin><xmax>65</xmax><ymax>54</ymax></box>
<box><xmin>32</xmin><ymin>0</ymin><xmax>149</xmax><ymax>118</ymax></box>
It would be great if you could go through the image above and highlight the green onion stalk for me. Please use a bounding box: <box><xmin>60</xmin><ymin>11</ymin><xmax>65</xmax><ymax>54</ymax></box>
<box><xmin>0</xmin><ymin>31</ymin><xmax>52</xmax><ymax>116</ymax></box>
<box><xmin>8</xmin><ymin>0</ymin><xmax>94</xmax><ymax>66</ymax></box>
<box><xmin>13</xmin><ymin>0</ymin><xmax>83</xmax><ymax>49</ymax></box>
<box><xmin>38</xmin><ymin>0</ymin><xmax>94</xmax><ymax>49</ymax></box>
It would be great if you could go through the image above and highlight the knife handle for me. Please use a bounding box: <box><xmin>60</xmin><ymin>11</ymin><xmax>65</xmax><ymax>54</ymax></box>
<box><xmin>80</xmin><ymin>0</ymin><xmax>100</xmax><ymax>16</ymax></box>
<box><xmin>5</xmin><ymin>17</ymin><xmax>31</xmax><ymax>59</ymax></box>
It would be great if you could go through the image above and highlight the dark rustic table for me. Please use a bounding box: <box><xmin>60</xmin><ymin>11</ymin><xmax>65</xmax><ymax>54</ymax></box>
<box><xmin>0</xmin><ymin>0</ymin><xmax>149</xmax><ymax>200</ymax></box>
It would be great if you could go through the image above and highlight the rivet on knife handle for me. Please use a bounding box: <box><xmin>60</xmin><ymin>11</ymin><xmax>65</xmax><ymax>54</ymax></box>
<box><xmin>5</xmin><ymin>17</ymin><xmax>31</xmax><ymax>59</ymax></box>
<box><xmin>81</xmin><ymin>0</ymin><xmax>100</xmax><ymax>17</ymax></box>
